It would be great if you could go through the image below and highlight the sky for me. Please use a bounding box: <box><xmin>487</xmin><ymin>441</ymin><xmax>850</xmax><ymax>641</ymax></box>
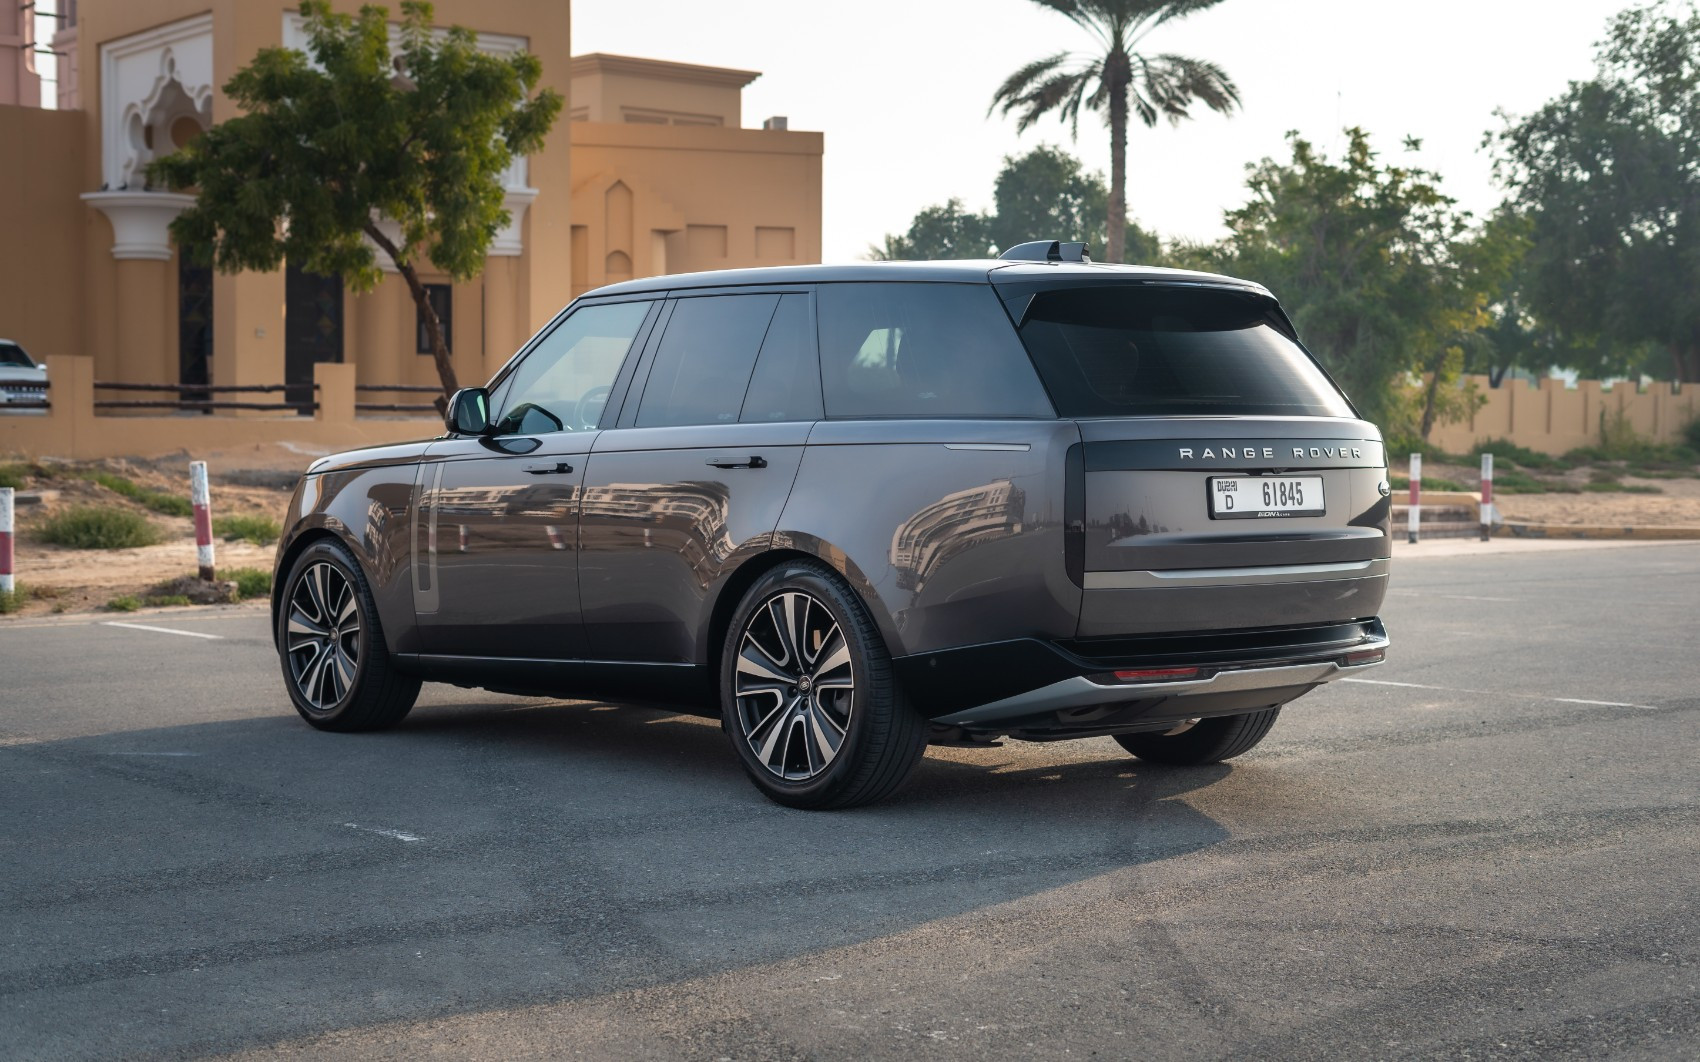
<box><xmin>573</xmin><ymin>0</ymin><xmax>1634</xmax><ymax>262</ymax></box>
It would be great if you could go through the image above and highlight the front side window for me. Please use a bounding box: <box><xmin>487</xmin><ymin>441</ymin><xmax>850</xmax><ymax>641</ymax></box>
<box><xmin>492</xmin><ymin>300</ymin><xmax>653</xmax><ymax>435</ymax></box>
<box><xmin>817</xmin><ymin>283</ymin><xmax>1052</xmax><ymax>419</ymax></box>
<box><xmin>1015</xmin><ymin>285</ymin><xmax>1355</xmax><ymax>418</ymax></box>
<box><xmin>636</xmin><ymin>294</ymin><xmax>779</xmax><ymax>427</ymax></box>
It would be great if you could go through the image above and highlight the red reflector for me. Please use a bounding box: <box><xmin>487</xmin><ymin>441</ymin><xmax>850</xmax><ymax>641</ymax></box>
<box><xmin>1343</xmin><ymin>648</ymin><xmax>1386</xmax><ymax>666</ymax></box>
<box><xmin>1112</xmin><ymin>667</ymin><xmax>1201</xmax><ymax>683</ymax></box>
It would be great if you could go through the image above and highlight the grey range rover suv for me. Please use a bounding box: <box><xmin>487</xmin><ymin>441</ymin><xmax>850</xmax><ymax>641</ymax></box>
<box><xmin>272</xmin><ymin>242</ymin><xmax>1391</xmax><ymax>808</ymax></box>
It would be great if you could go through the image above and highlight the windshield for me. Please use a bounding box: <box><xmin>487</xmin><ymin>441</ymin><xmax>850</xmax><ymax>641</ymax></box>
<box><xmin>0</xmin><ymin>342</ymin><xmax>37</xmax><ymax>369</ymax></box>
<box><xmin>1014</xmin><ymin>285</ymin><xmax>1354</xmax><ymax>418</ymax></box>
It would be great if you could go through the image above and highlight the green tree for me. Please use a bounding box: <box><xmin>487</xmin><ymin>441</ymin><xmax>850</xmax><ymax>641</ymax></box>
<box><xmin>870</xmin><ymin>145</ymin><xmax>1161</xmax><ymax>261</ymax></box>
<box><xmin>866</xmin><ymin>198</ymin><xmax>995</xmax><ymax>260</ymax></box>
<box><xmin>989</xmin><ymin>143</ymin><xmax>1160</xmax><ymax>259</ymax></box>
<box><xmin>1490</xmin><ymin>1</ymin><xmax>1700</xmax><ymax>382</ymax></box>
<box><xmin>990</xmin><ymin>0</ymin><xmax>1238</xmax><ymax>264</ymax></box>
<box><xmin>1210</xmin><ymin>130</ymin><xmax>1498</xmax><ymax>436</ymax></box>
<box><xmin>149</xmin><ymin>0</ymin><xmax>563</xmax><ymax>405</ymax></box>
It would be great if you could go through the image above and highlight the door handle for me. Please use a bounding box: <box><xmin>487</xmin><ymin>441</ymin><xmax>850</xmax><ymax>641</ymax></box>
<box><xmin>524</xmin><ymin>461</ymin><xmax>574</xmax><ymax>475</ymax></box>
<box><xmin>706</xmin><ymin>455</ymin><xmax>767</xmax><ymax>470</ymax></box>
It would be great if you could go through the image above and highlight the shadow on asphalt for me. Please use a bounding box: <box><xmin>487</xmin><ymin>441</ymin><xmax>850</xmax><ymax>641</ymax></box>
<box><xmin>2</xmin><ymin>695</ymin><xmax>1243</xmax><ymax>1057</ymax></box>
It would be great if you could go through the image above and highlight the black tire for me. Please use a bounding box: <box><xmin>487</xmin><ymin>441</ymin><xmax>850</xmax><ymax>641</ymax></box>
<box><xmin>277</xmin><ymin>539</ymin><xmax>420</xmax><ymax>732</ymax></box>
<box><xmin>1113</xmin><ymin>707</ymin><xmax>1282</xmax><ymax>765</ymax></box>
<box><xmin>721</xmin><ymin>560</ymin><xmax>927</xmax><ymax>809</ymax></box>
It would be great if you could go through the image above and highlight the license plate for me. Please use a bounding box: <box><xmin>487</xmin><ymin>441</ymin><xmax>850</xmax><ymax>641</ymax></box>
<box><xmin>1209</xmin><ymin>475</ymin><xmax>1324</xmax><ymax>519</ymax></box>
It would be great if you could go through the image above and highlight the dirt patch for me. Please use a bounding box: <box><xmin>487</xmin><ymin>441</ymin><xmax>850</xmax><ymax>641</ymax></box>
<box><xmin>1492</xmin><ymin>476</ymin><xmax>1700</xmax><ymax>527</ymax></box>
<box><xmin>1391</xmin><ymin>457</ymin><xmax>1700</xmax><ymax>528</ymax></box>
<box><xmin>1</xmin><ymin>455</ymin><xmax>293</xmax><ymax>619</ymax></box>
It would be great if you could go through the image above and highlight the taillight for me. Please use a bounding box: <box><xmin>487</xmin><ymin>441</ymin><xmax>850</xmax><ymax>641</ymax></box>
<box><xmin>1111</xmin><ymin>667</ymin><xmax>1201</xmax><ymax>683</ymax></box>
<box><xmin>1342</xmin><ymin>648</ymin><xmax>1385</xmax><ymax>667</ymax></box>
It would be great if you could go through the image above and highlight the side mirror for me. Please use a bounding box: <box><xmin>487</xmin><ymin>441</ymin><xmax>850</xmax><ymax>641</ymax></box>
<box><xmin>445</xmin><ymin>387</ymin><xmax>491</xmax><ymax>435</ymax></box>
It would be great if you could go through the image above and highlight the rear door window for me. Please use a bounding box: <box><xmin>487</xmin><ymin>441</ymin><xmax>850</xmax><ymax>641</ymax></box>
<box><xmin>636</xmin><ymin>294</ymin><xmax>778</xmax><ymax>427</ymax></box>
<box><xmin>817</xmin><ymin>283</ymin><xmax>1052</xmax><ymax>419</ymax></box>
<box><xmin>739</xmin><ymin>294</ymin><xmax>822</xmax><ymax>423</ymax></box>
<box><xmin>1015</xmin><ymin>285</ymin><xmax>1354</xmax><ymax>418</ymax></box>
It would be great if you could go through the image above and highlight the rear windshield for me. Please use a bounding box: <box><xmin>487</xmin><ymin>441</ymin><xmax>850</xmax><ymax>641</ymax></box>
<box><xmin>1014</xmin><ymin>286</ymin><xmax>1354</xmax><ymax>418</ymax></box>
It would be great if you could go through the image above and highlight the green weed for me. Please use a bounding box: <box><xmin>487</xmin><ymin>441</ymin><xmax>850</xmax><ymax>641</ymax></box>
<box><xmin>213</xmin><ymin>514</ymin><xmax>281</xmax><ymax>546</ymax></box>
<box><xmin>227</xmin><ymin>567</ymin><xmax>273</xmax><ymax>600</ymax></box>
<box><xmin>107</xmin><ymin>595</ymin><xmax>141</xmax><ymax>612</ymax></box>
<box><xmin>37</xmin><ymin>507</ymin><xmax>162</xmax><ymax>549</ymax></box>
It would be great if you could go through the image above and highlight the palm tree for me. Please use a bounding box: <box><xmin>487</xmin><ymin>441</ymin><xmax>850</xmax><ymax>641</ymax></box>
<box><xmin>991</xmin><ymin>0</ymin><xmax>1240</xmax><ymax>263</ymax></box>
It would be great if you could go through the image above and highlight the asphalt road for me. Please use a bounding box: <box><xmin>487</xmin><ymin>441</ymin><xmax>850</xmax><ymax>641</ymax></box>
<box><xmin>1</xmin><ymin>542</ymin><xmax>1697</xmax><ymax>1061</ymax></box>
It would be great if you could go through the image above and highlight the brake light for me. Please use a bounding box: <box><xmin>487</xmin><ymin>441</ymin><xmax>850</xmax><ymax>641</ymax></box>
<box><xmin>1111</xmin><ymin>667</ymin><xmax>1201</xmax><ymax>683</ymax></box>
<box><xmin>1342</xmin><ymin>648</ymin><xmax>1385</xmax><ymax>666</ymax></box>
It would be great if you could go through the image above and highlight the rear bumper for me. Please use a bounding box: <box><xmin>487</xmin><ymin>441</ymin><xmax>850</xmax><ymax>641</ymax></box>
<box><xmin>894</xmin><ymin>618</ymin><xmax>1387</xmax><ymax>740</ymax></box>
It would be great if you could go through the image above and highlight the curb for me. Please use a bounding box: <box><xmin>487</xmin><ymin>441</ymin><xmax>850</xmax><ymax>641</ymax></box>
<box><xmin>1499</xmin><ymin>522</ymin><xmax>1700</xmax><ymax>541</ymax></box>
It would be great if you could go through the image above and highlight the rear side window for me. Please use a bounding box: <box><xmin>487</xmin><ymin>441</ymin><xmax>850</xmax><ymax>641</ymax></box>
<box><xmin>637</xmin><ymin>294</ymin><xmax>778</xmax><ymax>427</ymax></box>
<box><xmin>817</xmin><ymin>283</ymin><xmax>1053</xmax><ymax>419</ymax></box>
<box><xmin>1016</xmin><ymin>286</ymin><xmax>1354</xmax><ymax>418</ymax></box>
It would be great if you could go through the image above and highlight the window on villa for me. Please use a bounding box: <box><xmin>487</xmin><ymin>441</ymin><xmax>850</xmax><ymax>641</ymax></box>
<box><xmin>417</xmin><ymin>284</ymin><xmax>452</xmax><ymax>355</ymax></box>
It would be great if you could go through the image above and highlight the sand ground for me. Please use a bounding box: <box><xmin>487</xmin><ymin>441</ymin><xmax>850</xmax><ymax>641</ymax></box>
<box><xmin>4</xmin><ymin>444</ymin><xmax>1698</xmax><ymax>621</ymax></box>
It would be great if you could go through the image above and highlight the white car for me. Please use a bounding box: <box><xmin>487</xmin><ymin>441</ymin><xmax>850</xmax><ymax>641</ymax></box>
<box><xmin>0</xmin><ymin>339</ymin><xmax>48</xmax><ymax>413</ymax></box>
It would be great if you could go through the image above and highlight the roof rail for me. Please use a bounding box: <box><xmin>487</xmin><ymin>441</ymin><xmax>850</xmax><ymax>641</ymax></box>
<box><xmin>998</xmin><ymin>240</ymin><xmax>1092</xmax><ymax>264</ymax></box>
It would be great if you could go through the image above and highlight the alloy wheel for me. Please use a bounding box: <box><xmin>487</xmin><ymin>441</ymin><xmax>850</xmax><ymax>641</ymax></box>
<box><xmin>286</xmin><ymin>561</ymin><xmax>361</xmax><ymax>711</ymax></box>
<box><xmin>734</xmin><ymin>590</ymin><xmax>856</xmax><ymax>781</ymax></box>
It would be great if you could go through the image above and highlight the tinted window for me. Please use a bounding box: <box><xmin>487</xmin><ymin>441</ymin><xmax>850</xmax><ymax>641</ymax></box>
<box><xmin>0</xmin><ymin>342</ymin><xmax>34</xmax><ymax>368</ymax></box>
<box><xmin>739</xmin><ymin>294</ymin><xmax>821</xmax><ymax>423</ymax></box>
<box><xmin>1016</xmin><ymin>286</ymin><xmax>1354</xmax><ymax>418</ymax></box>
<box><xmin>817</xmin><ymin>283</ymin><xmax>1052</xmax><ymax>419</ymax></box>
<box><xmin>637</xmin><ymin>294</ymin><xmax>777</xmax><ymax>427</ymax></box>
<box><xmin>493</xmin><ymin>300</ymin><xmax>652</xmax><ymax>435</ymax></box>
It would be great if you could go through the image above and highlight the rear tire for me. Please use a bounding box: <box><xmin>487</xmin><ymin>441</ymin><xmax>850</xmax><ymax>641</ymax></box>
<box><xmin>1113</xmin><ymin>707</ymin><xmax>1281</xmax><ymax>765</ymax></box>
<box><xmin>721</xmin><ymin>560</ymin><xmax>927</xmax><ymax>809</ymax></box>
<box><xmin>277</xmin><ymin>539</ymin><xmax>420</xmax><ymax>732</ymax></box>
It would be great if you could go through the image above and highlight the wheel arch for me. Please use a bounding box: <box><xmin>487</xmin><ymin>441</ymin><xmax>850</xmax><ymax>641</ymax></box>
<box><xmin>270</xmin><ymin>524</ymin><xmax>374</xmax><ymax>650</ymax></box>
<box><xmin>701</xmin><ymin>537</ymin><xmax>906</xmax><ymax>698</ymax></box>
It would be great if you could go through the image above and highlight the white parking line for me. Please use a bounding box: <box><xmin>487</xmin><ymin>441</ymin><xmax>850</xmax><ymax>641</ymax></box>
<box><xmin>1386</xmin><ymin>590</ymin><xmax>1516</xmax><ymax>602</ymax></box>
<box><xmin>102</xmin><ymin>621</ymin><xmax>224</xmax><ymax>640</ymax></box>
<box><xmin>343</xmin><ymin>823</ymin><xmax>423</xmax><ymax>843</ymax></box>
<box><xmin>1342</xmin><ymin>677</ymin><xmax>1656</xmax><ymax>710</ymax></box>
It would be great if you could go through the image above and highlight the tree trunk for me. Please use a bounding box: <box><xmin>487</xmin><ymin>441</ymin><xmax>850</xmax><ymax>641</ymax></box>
<box><xmin>365</xmin><ymin>223</ymin><xmax>459</xmax><ymax>412</ymax></box>
<box><xmin>1419</xmin><ymin>363</ymin><xmax>1444</xmax><ymax>441</ymax></box>
<box><xmin>1105</xmin><ymin>54</ymin><xmax>1129</xmax><ymax>265</ymax></box>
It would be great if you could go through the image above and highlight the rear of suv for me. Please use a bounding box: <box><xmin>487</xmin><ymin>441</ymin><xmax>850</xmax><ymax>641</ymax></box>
<box><xmin>272</xmin><ymin>245</ymin><xmax>1389</xmax><ymax>809</ymax></box>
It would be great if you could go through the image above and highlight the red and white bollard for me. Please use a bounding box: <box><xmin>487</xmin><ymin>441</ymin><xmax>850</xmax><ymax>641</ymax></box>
<box><xmin>1480</xmin><ymin>452</ymin><xmax>1494</xmax><ymax>542</ymax></box>
<box><xmin>190</xmin><ymin>460</ymin><xmax>215</xmax><ymax>581</ymax></box>
<box><xmin>1407</xmin><ymin>453</ymin><xmax>1422</xmax><ymax>545</ymax></box>
<box><xmin>0</xmin><ymin>486</ymin><xmax>14</xmax><ymax>595</ymax></box>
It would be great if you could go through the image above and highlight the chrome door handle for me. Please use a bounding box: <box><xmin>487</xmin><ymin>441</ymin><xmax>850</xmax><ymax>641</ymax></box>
<box><xmin>706</xmin><ymin>455</ymin><xmax>767</xmax><ymax>470</ymax></box>
<box><xmin>524</xmin><ymin>461</ymin><xmax>574</xmax><ymax>475</ymax></box>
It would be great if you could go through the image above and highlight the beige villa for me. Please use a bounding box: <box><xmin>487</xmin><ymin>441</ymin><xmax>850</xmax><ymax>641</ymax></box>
<box><xmin>0</xmin><ymin>0</ymin><xmax>822</xmax><ymax>457</ymax></box>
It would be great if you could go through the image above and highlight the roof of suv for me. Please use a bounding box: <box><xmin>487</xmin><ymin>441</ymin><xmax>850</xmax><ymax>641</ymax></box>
<box><xmin>583</xmin><ymin>260</ymin><xmax>1273</xmax><ymax>300</ymax></box>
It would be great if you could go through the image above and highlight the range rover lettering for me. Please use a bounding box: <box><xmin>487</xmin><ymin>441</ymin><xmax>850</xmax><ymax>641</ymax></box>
<box><xmin>272</xmin><ymin>241</ymin><xmax>1391</xmax><ymax>808</ymax></box>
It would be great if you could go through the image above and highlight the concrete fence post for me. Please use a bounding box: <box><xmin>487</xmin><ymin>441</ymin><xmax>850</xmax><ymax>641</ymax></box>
<box><xmin>190</xmin><ymin>461</ymin><xmax>215</xmax><ymax>582</ymax></box>
<box><xmin>1</xmin><ymin>486</ymin><xmax>14</xmax><ymax>594</ymax></box>
<box><xmin>1480</xmin><ymin>453</ymin><xmax>1494</xmax><ymax>542</ymax></box>
<box><xmin>1407</xmin><ymin>453</ymin><xmax>1422</xmax><ymax>545</ymax></box>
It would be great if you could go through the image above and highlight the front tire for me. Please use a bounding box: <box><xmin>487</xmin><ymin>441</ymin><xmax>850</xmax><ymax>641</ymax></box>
<box><xmin>721</xmin><ymin>561</ymin><xmax>927</xmax><ymax>809</ymax></box>
<box><xmin>1113</xmin><ymin>707</ymin><xmax>1282</xmax><ymax>765</ymax></box>
<box><xmin>277</xmin><ymin>539</ymin><xmax>420</xmax><ymax>732</ymax></box>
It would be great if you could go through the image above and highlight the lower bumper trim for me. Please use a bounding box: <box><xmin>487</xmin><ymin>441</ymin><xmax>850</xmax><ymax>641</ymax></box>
<box><xmin>930</xmin><ymin>658</ymin><xmax>1377</xmax><ymax>729</ymax></box>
